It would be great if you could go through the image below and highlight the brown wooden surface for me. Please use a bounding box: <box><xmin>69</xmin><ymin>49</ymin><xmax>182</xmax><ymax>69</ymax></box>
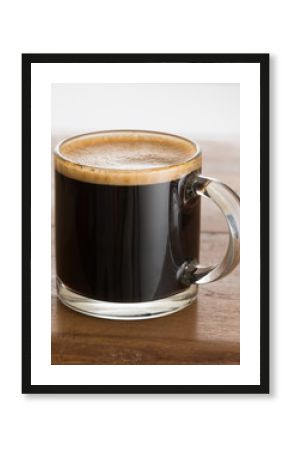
<box><xmin>51</xmin><ymin>136</ymin><xmax>240</xmax><ymax>365</ymax></box>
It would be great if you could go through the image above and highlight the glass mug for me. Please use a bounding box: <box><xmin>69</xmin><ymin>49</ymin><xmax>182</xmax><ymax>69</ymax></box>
<box><xmin>54</xmin><ymin>130</ymin><xmax>240</xmax><ymax>320</ymax></box>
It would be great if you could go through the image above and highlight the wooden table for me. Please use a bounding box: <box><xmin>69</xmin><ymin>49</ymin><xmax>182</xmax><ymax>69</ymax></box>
<box><xmin>51</xmin><ymin>137</ymin><xmax>240</xmax><ymax>365</ymax></box>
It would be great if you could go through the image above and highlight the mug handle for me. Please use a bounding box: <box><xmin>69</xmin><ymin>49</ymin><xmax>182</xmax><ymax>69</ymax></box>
<box><xmin>178</xmin><ymin>174</ymin><xmax>240</xmax><ymax>285</ymax></box>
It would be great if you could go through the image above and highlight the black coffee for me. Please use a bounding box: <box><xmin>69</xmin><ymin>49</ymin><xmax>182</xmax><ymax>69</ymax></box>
<box><xmin>55</xmin><ymin>131</ymin><xmax>201</xmax><ymax>303</ymax></box>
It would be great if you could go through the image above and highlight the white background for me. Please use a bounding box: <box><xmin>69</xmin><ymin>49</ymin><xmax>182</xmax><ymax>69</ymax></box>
<box><xmin>0</xmin><ymin>2</ymin><xmax>286</xmax><ymax>450</ymax></box>
<box><xmin>52</xmin><ymin>83</ymin><xmax>240</xmax><ymax>137</ymax></box>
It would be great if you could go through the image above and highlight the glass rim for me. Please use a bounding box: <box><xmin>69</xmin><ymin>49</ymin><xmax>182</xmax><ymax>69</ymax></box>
<box><xmin>54</xmin><ymin>129</ymin><xmax>202</xmax><ymax>186</ymax></box>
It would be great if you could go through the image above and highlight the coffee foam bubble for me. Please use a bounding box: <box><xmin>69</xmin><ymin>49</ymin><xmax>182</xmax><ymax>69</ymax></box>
<box><xmin>54</xmin><ymin>131</ymin><xmax>201</xmax><ymax>185</ymax></box>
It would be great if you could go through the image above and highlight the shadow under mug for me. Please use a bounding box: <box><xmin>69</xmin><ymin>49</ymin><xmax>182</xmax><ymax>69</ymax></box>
<box><xmin>54</xmin><ymin>130</ymin><xmax>240</xmax><ymax>320</ymax></box>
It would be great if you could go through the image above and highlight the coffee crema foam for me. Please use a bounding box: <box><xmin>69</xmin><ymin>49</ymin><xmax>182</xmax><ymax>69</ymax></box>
<box><xmin>54</xmin><ymin>131</ymin><xmax>202</xmax><ymax>185</ymax></box>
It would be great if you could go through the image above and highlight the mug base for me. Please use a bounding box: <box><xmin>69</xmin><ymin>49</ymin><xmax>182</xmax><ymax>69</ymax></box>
<box><xmin>57</xmin><ymin>279</ymin><xmax>198</xmax><ymax>320</ymax></box>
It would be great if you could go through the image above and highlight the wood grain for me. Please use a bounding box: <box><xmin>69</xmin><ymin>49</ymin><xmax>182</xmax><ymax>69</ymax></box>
<box><xmin>51</xmin><ymin>136</ymin><xmax>240</xmax><ymax>365</ymax></box>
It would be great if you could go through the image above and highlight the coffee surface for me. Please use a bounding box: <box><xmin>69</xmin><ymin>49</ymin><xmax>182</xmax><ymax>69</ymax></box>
<box><xmin>61</xmin><ymin>132</ymin><xmax>196</xmax><ymax>169</ymax></box>
<box><xmin>55</xmin><ymin>131</ymin><xmax>201</xmax><ymax>185</ymax></box>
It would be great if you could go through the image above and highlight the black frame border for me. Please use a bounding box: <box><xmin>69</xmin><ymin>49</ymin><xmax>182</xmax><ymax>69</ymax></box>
<box><xmin>22</xmin><ymin>53</ymin><xmax>269</xmax><ymax>394</ymax></box>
